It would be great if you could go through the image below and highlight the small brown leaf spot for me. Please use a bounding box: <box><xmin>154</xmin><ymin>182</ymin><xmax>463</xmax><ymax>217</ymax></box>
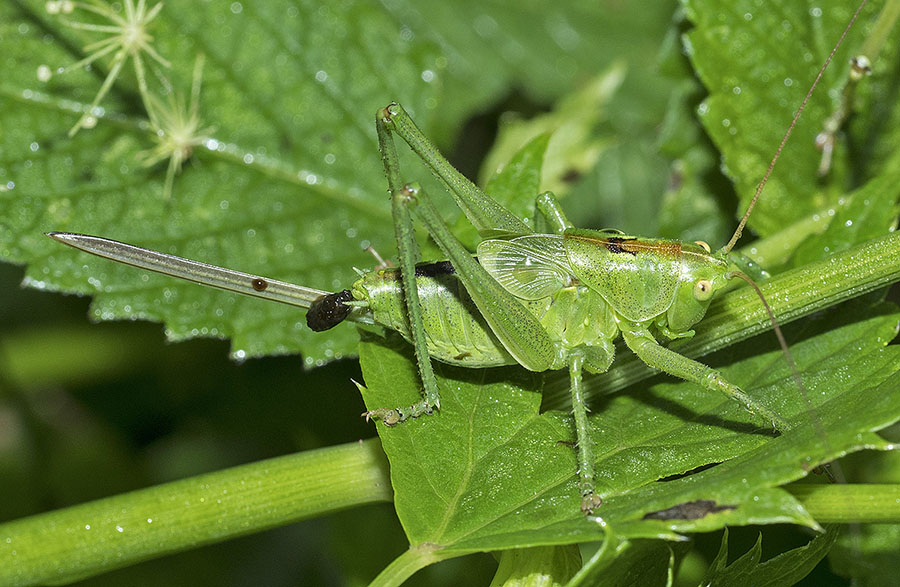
<box><xmin>251</xmin><ymin>278</ymin><xmax>268</xmax><ymax>291</ymax></box>
<box><xmin>642</xmin><ymin>499</ymin><xmax>736</xmax><ymax>521</ymax></box>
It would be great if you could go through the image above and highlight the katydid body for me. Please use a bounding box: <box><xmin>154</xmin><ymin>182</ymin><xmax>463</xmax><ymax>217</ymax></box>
<box><xmin>360</xmin><ymin>102</ymin><xmax>788</xmax><ymax>513</ymax></box>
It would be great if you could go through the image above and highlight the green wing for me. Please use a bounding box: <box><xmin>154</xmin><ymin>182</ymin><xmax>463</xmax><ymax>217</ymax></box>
<box><xmin>477</xmin><ymin>235</ymin><xmax>573</xmax><ymax>300</ymax></box>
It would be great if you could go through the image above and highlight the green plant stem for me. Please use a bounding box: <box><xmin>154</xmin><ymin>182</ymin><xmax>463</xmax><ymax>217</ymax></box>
<box><xmin>860</xmin><ymin>0</ymin><xmax>900</xmax><ymax>61</ymax></box>
<box><xmin>542</xmin><ymin>231</ymin><xmax>900</xmax><ymax>409</ymax></box>
<box><xmin>0</xmin><ymin>439</ymin><xmax>391</xmax><ymax>586</ymax></box>
<box><xmin>369</xmin><ymin>543</ymin><xmax>445</xmax><ymax>587</ymax></box>
<box><xmin>788</xmin><ymin>484</ymin><xmax>900</xmax><ymax>523</ymax></box>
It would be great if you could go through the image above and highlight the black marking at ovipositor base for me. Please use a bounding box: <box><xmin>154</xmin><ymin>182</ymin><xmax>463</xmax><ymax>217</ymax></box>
<box><xmin>307</xmin><ymin>289</ymin><xmax>354</xmax><ymax>332</ymax></box>
<box><xmin>606</xmin><ymin>237</ymin><xmax>638</xmax><ymax>256</ymax></box>
<box><xmin>414</xmin><ymin>260</ymin><xmax>456</xmax><ymax>278</ymax></box>
<box><xmin>251</xmin><ymin>278</ymin><xmax>268</xmax><ymax>291</ymax></box>
<box><xmin>642</xmin><ymin>499</ymin><xmax>736</xmax><ymax>521</ymax></box>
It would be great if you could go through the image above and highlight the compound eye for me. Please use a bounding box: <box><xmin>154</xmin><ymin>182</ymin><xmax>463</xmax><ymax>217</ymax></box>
<box><xmin>694</xmin><ymin>240</ymin><xmax>711</xmax><ymax>253</ymax></box>
<box><xmin>693</xmin><ymin>279</ymin><xmax>714</xmax><ymax>301</ymax></box>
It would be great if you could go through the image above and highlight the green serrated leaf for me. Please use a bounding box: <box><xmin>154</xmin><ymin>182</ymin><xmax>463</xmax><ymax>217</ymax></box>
<box><xmin>358</xmin><ymin>296</ymin><xmax>900</xmax><ymax>564</ymax></box>
<box><xmin>792</xmin><ymin>155</ymin><xmax>900</xmax><ymax>267</ymax></box>
<box><xmin>701</xmin><ymin>526</ymin><xmax>839</xmax><ymax>587</ymax></box>
<box><xmin>1</xmin><ymin>0</ymin><xmax>448</xmax><ymax>363</ymax></box>
<box><xmin>682</xmin><ymin>0</ymin><xmax>900</xmax><ymax>237</ymax></box>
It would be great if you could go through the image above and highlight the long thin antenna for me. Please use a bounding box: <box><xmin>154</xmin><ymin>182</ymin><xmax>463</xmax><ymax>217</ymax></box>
<box><xmin>727</xmin><ymin>271</ymin><xmax>811</xmax><ymax>406</ymax></box>
<box><xmin>729</xmin><ymin>269</ymin><xmax>851</xmax><ymax>476</ymax></box>
<box><xmin>721</xmin><ymin>0</ymin><xmax>868</xmax><ymax>253</ymax></box>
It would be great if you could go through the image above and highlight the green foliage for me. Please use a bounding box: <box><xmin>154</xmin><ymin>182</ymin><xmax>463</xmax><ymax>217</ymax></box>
<box><xmin>2</xmin><ymin>0</ymin><xmax>900</xmax><ymax>585</ymax></box>
<box><xmin>682</xmin><ymin>0</ymin><xmax>898</xmax><ymax>238</ymax></box>
<box><xmin>359</xmin><ymin>299</ymin><xmax>900</xmax><ymax>578</ymax></box>
<box><xmin>700</xmin><ymin>527</ymin><xmax>838</xmax><ymax>587</ymax></box>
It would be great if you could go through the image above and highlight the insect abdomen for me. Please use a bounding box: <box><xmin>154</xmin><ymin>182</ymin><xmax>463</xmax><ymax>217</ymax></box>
<box><xmin>354</xmin><ymin>261</ymin><xmax>520</xmax><ymax>367</ymax></box>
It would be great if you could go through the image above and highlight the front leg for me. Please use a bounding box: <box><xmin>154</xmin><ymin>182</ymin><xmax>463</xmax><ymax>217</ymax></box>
<box><xmin>569</xmin><ymin>351</ymin><xmax>603</xmax><ymax>514</ymax></box>
<box><xmin>620</xmin><ymin>321</ymin><xmax>790</xmax><ymax>431</ymax></box>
